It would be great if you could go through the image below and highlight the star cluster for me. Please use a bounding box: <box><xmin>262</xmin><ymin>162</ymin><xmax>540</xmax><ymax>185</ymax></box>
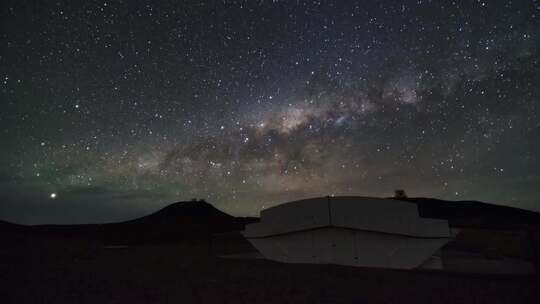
<box><xmin>1</xmin><ymin>1</ymin><xmax>539</xmax><ymax>223</ymax></box>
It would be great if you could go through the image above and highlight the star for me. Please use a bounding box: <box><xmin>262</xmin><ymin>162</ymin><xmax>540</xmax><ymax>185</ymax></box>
<box><xmin>0</xmin><ymin>0</ymin><xmax>538</xmax><ymax>224</ymax></box>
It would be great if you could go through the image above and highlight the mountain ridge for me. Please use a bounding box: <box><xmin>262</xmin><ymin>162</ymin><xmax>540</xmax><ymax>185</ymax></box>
<box><xmin>0</xmin><ymin>200</ymin><xmax>256</xmax><ymax>244</ymax></box>
<box><xmin>391</xmin><ymin>196</ymin><xmax>540</xmax><ymax>228</ymax></box>
<box><xmin>2</xmin><ymin>197</ymin><xmax>539</xmax><ymax>240</ymax></box>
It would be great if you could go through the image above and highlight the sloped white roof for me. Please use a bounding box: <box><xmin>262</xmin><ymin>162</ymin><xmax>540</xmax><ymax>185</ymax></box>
<box><xmin>243</xmin><ymin>196</ymin><xmax>450</xmax><ymax>238</ymax></box>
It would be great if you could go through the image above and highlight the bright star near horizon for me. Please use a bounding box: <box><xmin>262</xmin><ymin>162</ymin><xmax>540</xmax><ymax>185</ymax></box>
<box><xmin>50</xmin><ymin>193</ymin><xmax>57</xmax><ymax>199</ymax></box>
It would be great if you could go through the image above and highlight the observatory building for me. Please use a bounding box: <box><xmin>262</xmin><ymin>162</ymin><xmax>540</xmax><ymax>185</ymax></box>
<box><xmin>242</xmin><ymin>196</ymin><xmax>451</xmax><ymax>269</ymax></box>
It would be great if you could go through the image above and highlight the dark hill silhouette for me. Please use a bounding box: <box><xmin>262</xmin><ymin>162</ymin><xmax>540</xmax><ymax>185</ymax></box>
<box><xmin>392</xmin><ymin>197</ymin><xmax>540</xmax><ymax>229</ymax></box>
<box><xmin>1</xmin><ymin>200</ymin><xmax>257</xmax><ymax>245</ymax></box>
<box><xmin>0</xmin><ymin>219</ymin><xmax>15</xmax><ymax>227</ymax></box>
<box><xmin>0</xmin><ymin>219</ymin><xmax>26</xmax><ymax>233</ymax></box>
<box><xmin>125</xmin><ymin>200</ymin><xmax>236</xmax><ymax>225</ymax></box>
<box><xmin>102</xmin><ymin>200</ymin><xmax>255</xmax><ymax>244</ymax></box>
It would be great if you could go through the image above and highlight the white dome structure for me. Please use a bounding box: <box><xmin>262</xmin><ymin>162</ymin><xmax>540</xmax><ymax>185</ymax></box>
<box><xmin>242</xmin><ymin>196</ymin><xmax>451</xmax><ymax>269</ymax></box>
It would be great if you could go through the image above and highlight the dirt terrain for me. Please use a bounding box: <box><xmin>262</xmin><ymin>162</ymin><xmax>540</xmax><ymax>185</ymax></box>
<box><xmin>1</xmin><ymin>234</ymin><xmax>538</xmax><ymax>304</ymax></box>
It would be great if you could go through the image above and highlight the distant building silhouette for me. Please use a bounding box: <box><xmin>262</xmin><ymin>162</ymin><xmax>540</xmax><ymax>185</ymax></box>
<box><xmin>190</xmin><ymin>198</ymin><xmax>208</xmax><ymax>204</ymax></box>
<box><xmin>394</xmin><ymin>189</ymin><xmax>408</xmax><ymax>199</ymax></box>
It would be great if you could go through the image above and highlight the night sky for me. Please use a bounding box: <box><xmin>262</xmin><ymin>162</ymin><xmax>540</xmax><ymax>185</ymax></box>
<box><xmin>1</xmin><ymin>1</ymin><xmax>539</xmax><ymax>224</ymax></box>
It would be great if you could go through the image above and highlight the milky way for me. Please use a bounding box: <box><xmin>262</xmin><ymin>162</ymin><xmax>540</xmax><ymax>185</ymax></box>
<box><xmin>1</xmin><ymin>1</ymin><xmax>539</xmax><ymax>224</ymax></box>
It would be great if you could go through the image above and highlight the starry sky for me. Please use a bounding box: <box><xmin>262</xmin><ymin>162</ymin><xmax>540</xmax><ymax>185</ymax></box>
<box><xmin>1</xmin><ymin>1</ymin><xmax>539</xmax><ymax>224</ymax></box>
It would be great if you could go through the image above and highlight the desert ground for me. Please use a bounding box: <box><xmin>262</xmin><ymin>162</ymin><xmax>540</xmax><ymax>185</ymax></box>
<box><xmin>1</xmin><ymin>232</ymin><xmax>539</xmax><ymax>304</ymax></box>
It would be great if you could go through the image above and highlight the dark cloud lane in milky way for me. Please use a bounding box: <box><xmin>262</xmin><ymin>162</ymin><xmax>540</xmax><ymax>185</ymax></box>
<box><xmin>0</xmin><ymin>1</ymin><xmax>539</xmax><ymax>224</ymax></box>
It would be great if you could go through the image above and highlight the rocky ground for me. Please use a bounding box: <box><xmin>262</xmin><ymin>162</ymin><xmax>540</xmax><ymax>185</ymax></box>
<box><xmin>1</xmin><ymin>233</ymin><xmax>539</xmax><ymax>304</ymax></box>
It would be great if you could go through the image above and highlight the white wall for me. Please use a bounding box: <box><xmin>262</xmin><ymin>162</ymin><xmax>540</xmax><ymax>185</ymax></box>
<box><xmin>248</xmin><ymin>227</ymin><xmax>449</xmax><ymax>269</ymax></box>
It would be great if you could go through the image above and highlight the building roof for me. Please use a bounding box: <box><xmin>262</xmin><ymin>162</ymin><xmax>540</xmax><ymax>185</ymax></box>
<box><xmin>243</xmin><ymin>196</ymin><xmax>450</xmax><ymax>238</ymax></box>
